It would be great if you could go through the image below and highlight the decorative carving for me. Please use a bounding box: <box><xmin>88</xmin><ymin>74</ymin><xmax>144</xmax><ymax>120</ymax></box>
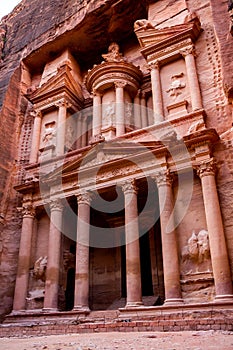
<box><xmin>56</xmin><ymin>99</ymin><xmax>71</xmax><ymax>109</ymax></box>
<box><xmin>50</xmin><ymin>199</ymin><xmax>64</xmax><ymax>211</ymax></box>
<box><xmin>180</xmin><ymin>45</ymin><xmax>196</xmax><ymax>57</ymax></box>
<box><xmin>102</xmin><ymin>102</ymin><xmax>115</xmax><ymax>127</ymax></box>
<box><xmin>33</xmin><ymin>256</ymin><xmax>47</xmax><ymax>281</ymax></box>
<box><xmin>153</xmin><ymin>170</ymin><xmax>173</xmax><ymax>187</ymax></box>
<box><xmin>65</xmin><ymin>124</ymin><xmax>75</xmax><ymax>150</ymax></box>
<box><xmin>42</xmin><ymin>121</ymin><xmax>56</xmax><ymax>146</ymax></box>
<box><xmin>188</xmin><ymin>120</ymin><xmax>205</xmax><ymax>134</ymax></box>
<box><xmin>149</xmin><ymin>61</ymin><xmax>160</xmax><ymax>71</ymax></box>
<box><xmin>166</xmin><ymin>73</ymin><xmax>186</xmax><ymax>99</ymax></box>
<box><xmin>21</xmin><ymin>204</ymin><xmax>36</xmax><ymax>218</ymax></box>
<box><xmin>125</xmin><ymin>101</ymin><xmax>132</xmax><ymax>125</ymax></box>
<box><xmin>121</xmin><ymin>179</ymin><xmax>138</xmax><ymax>194</ymax></box>
<box><xmin>194</xmin><ymin>158</ymin><xmax>216</xmax><ymax>178</ymax></box>
<box><xmin>134</xmin><ymin>19</ymin><xmax>155</xmax><ymax>31</ymax></box>
<box><xmin>114</xmin><ymin>81</ymin><xmax>127</xmax><ymax>89</ymax></box>
<box><xmin>102</xmin><ymin>42</ymin><xmax>125</xmax><ymax>63</ymax></box>
<box><xmin>76</xmin><ymin>191</ymin><xmax>92</xmax><ymax>205</ymax></box>
<box><xmin>181</xmin><ymin>230</ymin><xmax>211</xmax><ymax>274</ymax></box>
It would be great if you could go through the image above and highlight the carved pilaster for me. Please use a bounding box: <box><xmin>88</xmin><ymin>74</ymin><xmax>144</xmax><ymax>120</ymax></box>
<box><xmin>194</xmin><ymin>158</ymin><xmax>216</xmax><ymax>178</ymax></box>
<box><xmin>153</xmin><ymin>170</ymin><xmax>173</xmax><ymax>187</ymax></box>
<box><xmin>121</xmin><ymin>179</ymin><xmax>138</xmax><ymax>195</ymax></box>
<box><xmin>50</xmin><ymin>199</ymin><xmax>64</xmax><ymax>212</ymax></box>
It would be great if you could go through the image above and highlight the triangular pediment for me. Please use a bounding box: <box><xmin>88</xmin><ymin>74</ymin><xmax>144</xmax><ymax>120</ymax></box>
<box><xmin>135</xmin><ymin>16</ymin><xmax>202</xmax><ymax>53</ymax></box>
<box><xmin>42</xmin><ymin>139</ymin><xmax>164</xmax><ymax>183</ymax></box>
<box><xmin>28</xmin><ymin>63</ymin><xmax>83</xmax><ymax>106</ymax></box>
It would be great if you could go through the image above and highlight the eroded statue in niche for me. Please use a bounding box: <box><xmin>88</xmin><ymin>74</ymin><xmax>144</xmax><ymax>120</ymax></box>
<box><xmin>42</xmin><ymin>121</ymin><xmax>56</xmax><ymax>146</ymax></box>
<box><xmin>166</xmin><ymin>73</ymin><xmax>186</xmax><ymax>99</ymax></box>
<box><xmin>102</xmin><ymin>42</ymin><xmax>125</xmax><ymax>63</ymax></box>
<box><xmin>103</xmin><ymin>102</ymin><xmax>115</xmax><ymax>126</ymax></box>
<box><xmin>181</xmin><ymin>230</ymin><xmax>211</xmax><ymax>274</ymax></box>
<box><xmin>33</xmin><ymin>256</ymin><xmax>47</xmax><ymax>281</ymax></box>
<box><xmin>125</xmin><ymin>101</ymin><xmax>133</xmax><ymax>126</ymax></box>
<box><xmin>65</xmin><ymin>124</ymin><xmax>75</xmax><ymax>150</ymax></box>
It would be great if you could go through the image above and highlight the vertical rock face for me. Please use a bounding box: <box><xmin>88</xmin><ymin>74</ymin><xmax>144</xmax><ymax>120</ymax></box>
<box><xmin>0</xmin><ymin>0</ymin><xmax>233</xmax><ymax>319</ymax></box>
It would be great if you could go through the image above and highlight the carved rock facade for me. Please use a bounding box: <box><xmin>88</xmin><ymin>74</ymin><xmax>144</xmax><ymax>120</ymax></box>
<box><xmin>0</xmin><ymin>0</ymin><xmax>233</xmax><ymax>322</ymax></box>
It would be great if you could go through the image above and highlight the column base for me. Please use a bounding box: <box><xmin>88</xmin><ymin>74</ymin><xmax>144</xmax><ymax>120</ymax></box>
<box><xmin>214</xmin><ymin>294</ymin><xmax>233</xmax><ymax>303</ymax></box>
<box><xmin>164</xmin><ymin>298</ymin><xmax>184</xmax><ymax>306</ymax></box>
<box><xmin>72</xmin><ymin>306</ymin><xmax>90</xmax><ymax>314</ymax></box>
<box><xmin>42</xmin><ymin>308</ymin><xmax>59</xmax><ymax>313</ymax></box>
<box><xmin>125</xmin><ymin>301</ymin><xmax>144</xmax><ymax>309</ymax></box>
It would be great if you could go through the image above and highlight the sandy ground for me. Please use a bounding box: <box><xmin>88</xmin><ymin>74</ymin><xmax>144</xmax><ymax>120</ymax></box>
<box><xmin>0</xmin><ymin>330</ymin><xmax>232</xmax><ymax>350</ymax></box>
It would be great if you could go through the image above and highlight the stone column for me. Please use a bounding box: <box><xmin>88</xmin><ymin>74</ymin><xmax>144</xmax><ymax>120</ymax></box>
<box><xmin>73</xmin><ymin>191</ymin><xmax>92</xmax><ymax>312</ymax></box>
<box><xmin>140</xmin><ymin>92</ymin><xmax>148</xmax><ymax>128</ymax></box>
<box><xmin>76</xmin><ymin>113</ymin><xmax>82</xmax><ymax>149</ymax></box>
<box><xmin>56</xmin><ymin>99</ymin><xmax>70</xmax><ymax>157</ymax></box>
<box><xmin>154</xmin><ymin>171</ymin><xmax>183</xmax><ymax>304</ymax></box>
<box><xmin>115</xmin><ymin>81</ymin><xmax>126</xmax><ymax>137</ymax></box>
<box><xmin>92</xmin><ymin>89</ymin><xmax>102</xmax><ymax>137</ymax></box>
<box><xmin>134</xmin><ymin>90</ymin><xmax>141</xmax><ymax>129</ymax></box>
<box><xmin>180</xmin><ymin>46</ymin><xmax>203</xmax><ymax>111</ymax></box>
<box><xmin>122</xmin><ymin>180</ymin><xmax>143</xmax><ymax>307</ymax></box>
<box><xmin>13</xmin><ymin>203</ymin><xmax>35</xmax><ymax>311</ymax></box>
<box><xmin>149</xmin><ymin>62</ymin><xmax>163</xmax><ymax>124</ymax></box>
<box><xmin>195</xmin><ymin>159</ymin><xmax>233</xmax><ymax>301</ymax></box>
<box><xmin>29</xmin><ymin>110</ymin><xmax>42</xmax><ymax>164</ymax></box>
<box><xmin>81</xmin><ymin>115</ymin><xmax>87</xmax><ymax>148</ymax></box>
<box><xmin>43</xmin><ymin>199</ymin><xmax>63</xmax><ymax>311</ymax></box>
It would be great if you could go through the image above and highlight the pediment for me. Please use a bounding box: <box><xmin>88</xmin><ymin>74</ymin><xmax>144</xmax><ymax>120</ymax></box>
<box><xmin>135</xmin><ymin>16</ymin><xmax>202</xmax><ymax>53</ymax></box>
<box><xmin>28</xmin><ymin>63</ymin><xmax>83</xmax><ymax>105</ymax></box>
<box><xmin>42</xmin><ymin>140</ymin><xmax>165</xmax><ymax>183</ymax></box>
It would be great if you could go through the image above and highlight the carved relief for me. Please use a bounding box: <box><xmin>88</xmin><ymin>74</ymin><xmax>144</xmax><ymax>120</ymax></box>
<box><xmin>134</xmin><ymin>19</ymin><xmax>155</xmax><ymax>31</ymax></box>
<box><xmin>188</xmin><ymin>120</ymin><xmax>205</xmax><ymax>134</ymax></box>
<box><xmin>181</xmin><ymin>230</ymin><xmax>212</xmax><ymax>274</ymax></box>
<box><xmin>125</xmin><ymin>102</ymin><xmax>133</xmax><ymax>126</ymax></box>
<box><xmin>121</xmin><ymin>179</ymin><xmax>138</xmax><ymax>195</ymax></box>
<box><xmin>166</xmin><ymin>73</ymin><xmax>186</xmax><ymax>100</ymax></box>
<box><xmin>65</xmin><ymin>124</ymin><xmax>75</xmax><ymax>150</ymax></box>
<box><xmin>33</xmin><ymin>256</ymin><xmax>47</xmax><ymax>282</ymax></box>
<box><xmin>102</xmin><ymin>102</ymin><xmax>115</xmax><ymax>127</ymax></box>
<box><xmin>42</xmin><ymin>121</ymin><xmax>56</xmax><ymax>146</ymax></box>
<box><xmin>102</xmin><ymin>42</ymin><xmax>125</xmax><ymax>63</ymax></box>
<box><xmin>63</xmin><ymin>249</ymin><xmax>75</xmax><ymax>271</ymax></box>
<box><xmin>194</xmin><ymin>158</ymin><xmax>216</xmax><ymax>178</ymax></box>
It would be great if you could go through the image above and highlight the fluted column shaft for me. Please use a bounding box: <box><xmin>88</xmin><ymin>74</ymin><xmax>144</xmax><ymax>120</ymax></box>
<box><xmin>73</xmin><ymin>192</ymin><xmax>91</xmax><ymax>312</ymax></box>
<box><xmin>122</xmin><ymin>180</ymin><xmax>143</xmax><ymax>307</ymax></box>
<box><xmin>29</xmin><ymin>111</ymin><xmax>42</xmax><ymax>163</ymax></box>
<box><xmin>154</xmin><ymin>171</ymin><xmax>183</xmax><ymax>304</ymax></box>
<box><xmin>92</xmin><ymin>90</ymin><xmax>102</xmax><ymax>137</ymax></box>
<box><xmin>43</xmin><ymin>200</ymin><xmax>63</xmax><ymax>310</ymax></box>
<box><xmin>150</xmin><ymin>62</ymin><xmax>163</xmax><ymax>123</ymax></box>
<box><xmin>180</xmin><ymin>46</ymin><xmax>203</xmax><ymax>111</ymax></box>
<box><xmin>115</xmin><ymin>82</ymin><xmax>126</xmax><ymax>136</ymax></box>
<box><xmin>196</xmin><ymin>160</ymin><xmax>233</xmax><ymax>300</ymax></box>
<box><xmin>13</xmin><ymin>204</ymin><xmax>35</xmax><ymax>311</ymax></box>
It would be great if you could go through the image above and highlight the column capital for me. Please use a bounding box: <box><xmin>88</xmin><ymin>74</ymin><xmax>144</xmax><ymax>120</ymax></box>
<box><xmin>92</xmin><ymin>88</ymin><xmax>102</xmax><ymax>97</ymax></box>
<box><xmin>148</xmin><ymin>60</ymin><xmax>160</xmax><ymax>71</ymax></box>
<box><xmin>50</xmin><ymin>199</ymin><xmax>64</xmax><ymax>212</ymax></box>
<box><xmin>55</xmin><ymin>99</ymin><xmax>71</xmax><ymax>109</ymax></box>
<box><xmin>194</xmin><ymin>158</ymin><xmax>216</xmax><ymax>178</ymax></box>
<box><xmin>141</xmin><ymin>91</ymin><xmax>146</xmax><ymax>99</ymax></box>
<box><xmin>152</xmin><ymin>170</ymin><xmax>173</xmax><ymax>187</ymax></box>
<box><xmin>121</xmin><ymin>179</ymin><xmax>138</xmax><ymax>195</ymax></box>
<box><xmin>114</xmin><ymin>81</ymin><xmax>127</xmax><ymax>89</ymax></box>
<box><xmin>76</xmin><ymin>191</ymin><xmax>92</xmax><ymax>205</ymax></box>
<box><xmin>180</xmin><ymin>45</ymin><xmax>196</xmax><ymax>57</ymax></box>
<box><xmin>31</xmin><ymin>110</ymin><xmax>42</xmax><ymax>119</ymax></box>
<box><xmin>21</xmin><ymin>204</ymin><xmax>36</xmax><ymax>218</ymax></box>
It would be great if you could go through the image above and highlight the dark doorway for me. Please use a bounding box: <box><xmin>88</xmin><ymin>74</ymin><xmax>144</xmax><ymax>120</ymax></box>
<box><xmin>65</xmin><ymin>267</ymin><xmax>75</xmax><ymax>311</ymax></box>
<box><xmin>140</xmin><ymin>231</ymin><xmax>153</xmax><ymax>296</ymax></box>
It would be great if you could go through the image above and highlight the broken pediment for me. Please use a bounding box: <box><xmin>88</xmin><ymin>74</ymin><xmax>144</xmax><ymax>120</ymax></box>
<box><xmin>134</xmin><ymin>15</ymin><xmax>202</xmax><ymax>61</ymax></box>
<box><xmin>27</xmin><ymin>62</ymin><xmax>84</xmax><ymax>110</ymax></box>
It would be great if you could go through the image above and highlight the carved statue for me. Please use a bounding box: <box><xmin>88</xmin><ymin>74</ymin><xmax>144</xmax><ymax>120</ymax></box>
<box><xmin>166</xmin><ymin>73</ymin><xmax>186</xmax><ymax>99</ymax></box>
<box><xmin>134</xmin><ymin>19</ymin><xmax>155</xmax><ymax>31</ymax></box>
<box><xmin>188</xmin><ymin>120</ymin><xmax>205</xmax><ymax>134</ymax></box>
<box><xmin>102</xmin><ymin>42</ymin><xmax>125</xmax><ymax>63</ymax></box>
<box><xmin>65</xmin><ymin>124</ymin><xmax>75</xmax><ymax>150</ymax></box>
<box><xmin>33</xmin><ymin>256</ymin><xmax>47</xmax><ymax>281</ymax></box>
<box><xmin>125</xmin><ymin>101</ymin><xmax>132</xmax><ymax>125</ymax></box>
<box><xmin>42</xmin><ymin>122</ymin><xmax>56</xmax><ymax>146</ymax></box>
<box><xmin>181</xmin><ymin>230</ymin><xmax>211</xmax><ymax>273</ymax></box>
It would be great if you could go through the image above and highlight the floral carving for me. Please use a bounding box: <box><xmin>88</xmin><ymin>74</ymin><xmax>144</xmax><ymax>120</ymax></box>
<box><xmin>76</xmin><ymin>191</ymin><xmax>92</xmax><ymax>205</ymax></box>
<box><xmin>121</xmin><ymin>179</ymin><xmax>138</xmax><ymax>194</ymax></box>
<box><xmin>194</xmin><ymin>158</ymin><xmax>216</xmax><ymax>178</ymax></box>
<box><xmin>50</xmin><ymin>199</ymin><xmax>64</xmax><ymax>211</ymax></box>
<box><xmin>152</xmin><ymin>170</ymin><xmax>173</xmax><ymax>187</ymax></box>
